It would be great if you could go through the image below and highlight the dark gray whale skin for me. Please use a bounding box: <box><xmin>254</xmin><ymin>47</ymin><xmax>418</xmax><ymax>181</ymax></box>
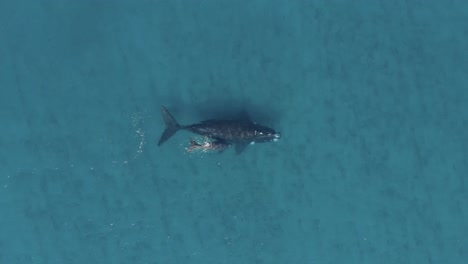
<box><xmin>158</xmin><ymin>106</ymin><xmax>281</xmax><ymax>153</ymax></box>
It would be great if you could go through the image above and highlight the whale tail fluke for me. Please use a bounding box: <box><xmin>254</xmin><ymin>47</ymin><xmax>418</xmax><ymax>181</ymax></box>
<box><xmin>158</xmin><ymin>106</ymin><xmax>181</xmax><ymax>146</ymax></box>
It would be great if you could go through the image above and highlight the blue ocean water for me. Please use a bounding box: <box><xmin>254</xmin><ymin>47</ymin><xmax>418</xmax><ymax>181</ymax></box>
<box><xmin>1</xmin><ymin>1</ymin><xmax>467</xmax><ymax>263</ymax></box>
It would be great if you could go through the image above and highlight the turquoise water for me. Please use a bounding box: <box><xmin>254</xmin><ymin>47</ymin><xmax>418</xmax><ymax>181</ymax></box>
<box><xmin>1</xmin><ymin>1</ymin><xmax>467</xmax><ymax>263</ymax></box>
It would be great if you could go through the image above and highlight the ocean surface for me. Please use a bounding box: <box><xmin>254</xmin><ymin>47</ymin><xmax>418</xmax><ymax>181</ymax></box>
<box><xmin>1</xmin><ymin>1</ymin><xmax>467</xmax><ymax>263</ymax></box>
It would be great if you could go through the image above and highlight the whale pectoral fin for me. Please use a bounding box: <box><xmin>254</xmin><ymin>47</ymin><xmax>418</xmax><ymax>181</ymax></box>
<box><xmin>235</xmin><ymin>143</ymin><xmax>249</xmax><ymax>154</ymax></box>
